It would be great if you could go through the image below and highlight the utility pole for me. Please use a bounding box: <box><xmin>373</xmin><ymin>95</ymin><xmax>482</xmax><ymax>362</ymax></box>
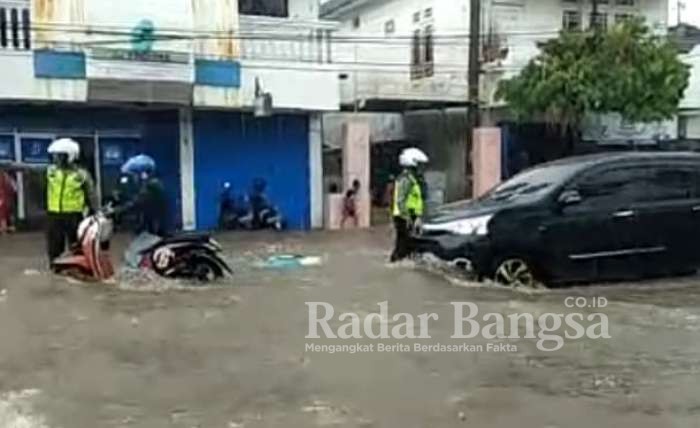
<box><xmin>467</xmin><ymin>0</ymin><xmax>481</xmax><ymax>194</ymax></box>
<box><xmin>678</xmin><ymin>0</ymin><xmax>686</xmax><ymax>25</ymax></box>
<box><xmin>590</xmin><ymin>0</ymin><xmax>599</xmax><ymax>29</ymax></box>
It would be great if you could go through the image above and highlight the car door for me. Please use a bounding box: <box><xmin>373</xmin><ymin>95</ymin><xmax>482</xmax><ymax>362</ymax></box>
<box><xmin>540</xmin><ymin>165</ymin><xmax>648</xmax><ymax>282</ymax></box>
<box><xmin>629</xmin><ymin>162</ymin><xmax>700</xmax><ymax>275</ymax></box>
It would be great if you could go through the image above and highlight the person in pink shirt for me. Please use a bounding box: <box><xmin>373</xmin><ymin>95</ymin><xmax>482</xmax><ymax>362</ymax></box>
<box><xmin>0</xmin><ymin>169</ymin><xmax>16</xmax><ymax>234</ymax></box>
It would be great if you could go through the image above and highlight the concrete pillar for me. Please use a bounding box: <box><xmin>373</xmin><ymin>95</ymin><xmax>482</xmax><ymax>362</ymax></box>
<box><xmin>179</xmin><ymin>108</ymin><xmax>196</xmax><ymax>231</ymax></box>
<box><xmin>324</xmin><ymin>119</ymin><xmax>371</xmax><ymax>229</ymax></box>
<box><xmin>472</xmin><ymin>127</ymin><xmax>502</xmax><ymax>198</ymax></box>
<box><xmin>342</xmin><ymin>120</ymin><xmax>371</xmax><ymax>228</ymax></box>
<box><xmin>309</xmin><ymin>113</ymin><xmax>324</xmax><ymax>229</ymax></box>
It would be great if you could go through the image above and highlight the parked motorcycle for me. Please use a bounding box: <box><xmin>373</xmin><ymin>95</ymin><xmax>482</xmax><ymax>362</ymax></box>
<box><xmin>52</xmin><ymin>209</ymin><xmax>116</xmax><ymax>281</ymax></box>
<box><xmin>218</xmin><ymin>182</ymin><xmax>285</xmax><ymax>231</ymax></box>
<box><xmin>125</xmin><ymin>231</ymin><xmax>232</xmax><ymax>282</ymax></box>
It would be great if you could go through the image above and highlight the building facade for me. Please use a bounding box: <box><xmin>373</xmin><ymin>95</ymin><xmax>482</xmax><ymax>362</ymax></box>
<box><xmin>322</xmin><ymin>0</ymin><xmax>669</xmax><ymax>109</ymax></box>
<box><xmin>321</xmin><ymin>0</ymin><xmax>671</xmax><ymax>200</ymax></box>
<box><xmin>0</xmin><ymin>0</ymin><xmax>339</xmax><ymax>230</ymax></box>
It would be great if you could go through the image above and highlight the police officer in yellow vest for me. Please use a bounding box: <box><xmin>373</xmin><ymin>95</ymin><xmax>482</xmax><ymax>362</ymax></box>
<box><xmin>390</xmin><ymin>148</ymin><xmax>428</xmax><ymax>262</ymax></box>
<box><xmin>46</xmin><ymin>138</ymin><xmax>98</xmax><ymax>266</ymax></box>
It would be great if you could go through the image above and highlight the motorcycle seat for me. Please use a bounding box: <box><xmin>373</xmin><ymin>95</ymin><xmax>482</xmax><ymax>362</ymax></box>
<box><xmin>160</xmin><ymin>232</ymin><xmax>211</xmax><ymax>244</ymax></box>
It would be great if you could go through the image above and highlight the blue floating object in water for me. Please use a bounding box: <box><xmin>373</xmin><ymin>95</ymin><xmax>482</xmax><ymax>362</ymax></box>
<box><xmin>262</xmin><ymin>254</ymin><xmax>322</xmax><ymax>269</ymax></box>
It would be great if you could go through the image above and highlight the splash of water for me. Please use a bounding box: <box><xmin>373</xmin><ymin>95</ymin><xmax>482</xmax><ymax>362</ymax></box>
<box><xmin>115</xmin><ymin>267</ymin><xmax>232</xmax><ymax>292</ymax></box>
<box><xmin>0</xmin><ymin>389</ymin><xmax>50</xmax><ymax>428</ymax></box>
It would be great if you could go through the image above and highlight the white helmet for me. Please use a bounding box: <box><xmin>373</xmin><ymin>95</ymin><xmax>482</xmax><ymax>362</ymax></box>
<box><xmin>399</xmin><ymin>147</ymin><xmax>429</xmax><ymax>167</ymax></box>
<box><xmin>48</xmin><ymin>138</ymin><xmax>80</xmax><ymax>163</ymax></box>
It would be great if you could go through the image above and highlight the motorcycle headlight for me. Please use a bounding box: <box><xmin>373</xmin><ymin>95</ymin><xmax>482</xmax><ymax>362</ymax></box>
<box><xmin>422</xmin><ymin>215</ymin><xmax>493</xmax><ymax>236</ymax></box>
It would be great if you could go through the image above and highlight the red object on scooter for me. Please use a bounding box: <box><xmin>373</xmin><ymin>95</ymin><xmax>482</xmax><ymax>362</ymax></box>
<box><xmin>53</xmin><ymin>211</ymin><xmax>115</xmax><ymax>281</ymax></box>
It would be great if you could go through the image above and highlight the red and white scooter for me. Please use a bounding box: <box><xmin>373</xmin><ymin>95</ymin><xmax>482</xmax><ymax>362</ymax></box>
<box><xmin>52</xmin><ymin>209</ymin><xmax>115</xmax><ymax>281</ymax></box>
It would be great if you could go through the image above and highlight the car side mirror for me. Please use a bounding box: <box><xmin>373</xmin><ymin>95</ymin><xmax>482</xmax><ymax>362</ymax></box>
<box><xmin>558</xmin><ymin>189</ymin><xmax>582</xmax><ymax>206</ymax></box>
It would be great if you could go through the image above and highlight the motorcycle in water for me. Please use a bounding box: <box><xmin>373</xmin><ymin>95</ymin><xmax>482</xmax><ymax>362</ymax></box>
<box><xmin>52</xmin><ymin>210</ymin><xmax>116</xmax><ymax>281</ymax></box>
<box><xmin>254</xmin><ymin>204</ymin><xmax>285</xmax><ymax>231</ymax></box>
<box><xmin>125</xmin><ymin>232</ymin><xmax>233</xmax><ymax>282</ymax></box>
<box><xmin>54</xmin><ymin>210</ymin><xmax>232</xmax><ymax>283</ymax></box>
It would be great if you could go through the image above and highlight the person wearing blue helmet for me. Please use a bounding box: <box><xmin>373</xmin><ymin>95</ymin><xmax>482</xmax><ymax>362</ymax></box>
<box><xmin>116</xmin><ymin>154</ymin><xmax>168</xmax><ymax>236</ymax></box>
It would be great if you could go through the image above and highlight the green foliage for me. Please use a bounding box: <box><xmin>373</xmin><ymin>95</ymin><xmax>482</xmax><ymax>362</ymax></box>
<box><xmin>496</xmin><ymin>19</ymin><xmax>690</xmax><ymax>130</ymax></box>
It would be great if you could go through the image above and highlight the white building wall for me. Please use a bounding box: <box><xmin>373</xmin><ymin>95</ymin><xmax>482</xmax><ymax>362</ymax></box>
<box><xmin>0</xmin><ymin>0</ymin><xmax>340</xmax><ymax>112</ymax></box>
<box><xmin>326</xmin><ymin>0</ymin><xmax>668</xmax><ymax>106</ymax></box>
<box><xmin>289</xmin><ymin>0</ymin><xmax>320</xmax><ymax>20</ymax></box>
<box><xmin>194</xmin><ymin>13</ymin><xmax>339</xmax><ymax>110</ymax></box>
<box><xmin>331</xmin><ymin>0</ymin><xmax>469</xmax><ymax>103</ymax></box>
<box><xmin>0</xmin><ymin>53</ymin><xmax>87</xmax><ymax>101</ymax></box>
<box><xmin>681</xmin><ymin>48</ymin><xmax>700</xmax><ymax>111</ymax></box>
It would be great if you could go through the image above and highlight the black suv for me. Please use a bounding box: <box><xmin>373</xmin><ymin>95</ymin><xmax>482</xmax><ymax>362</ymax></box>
<box><xmin>414</xmin><ymin>152</ymin><xmax>700</xmax><ymax>287</ymax></box>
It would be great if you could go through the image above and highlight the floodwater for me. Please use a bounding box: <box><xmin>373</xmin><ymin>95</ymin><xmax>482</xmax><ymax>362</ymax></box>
<box><xmin>1</xmin><ymin>229</ymin><xmax>700</xmax><ymax>427</ymax></box>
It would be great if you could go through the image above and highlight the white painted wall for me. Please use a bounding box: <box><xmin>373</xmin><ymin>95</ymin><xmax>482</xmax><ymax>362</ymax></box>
<box><xmin>331</xmin><ymin>0</ymin><xmax>469</xmax><ymax>103</ymax></box>
<box><xmin>483</xmin><ymin>0</ymin><xmax>669</xmax><ymax>105</ymax></box>
<box><xmin>681</xmin><ymin>47</ymin><xmax>700</xmax><ymax>110</ymax></box>
<box><xmin>0</xmin><ymin>0</ymin><xmax>340</xmax><ymax>113</ymax></box>
<box><xmin>309</xmin><ymin>113</ymin><xmax>324</xmax><ymax>228</ymax></box>
<box><xmin>194</xmin><ymin>60</ymin><xmax>340</xmax><ymax>111</ymax></box>
<box><xmin>683</xmin><ymin>114</ymin><xmax>700</xmax><ymax>139</ymax></box>
<box><xmin>289</xmin><ymin>0</ymin><xmax>320</xmax><ymax>20</ymax></box>
<box><xmin>179</xmin><ymin>108</ymin><xmax>197</xmax><ymax>231</ymax></box>
<box><xmin>326</xmin><ymin>0</ymin><xmax>668</xmax><ymax>105</ymax></box>
<box><xmin>0</xmin><ymin>52</ymin><xmax>86</xmax><ymax>102</ymax></box>
<box><xmin>195</xmin><ymin>13</ymin><xmax>340</xmax><ymax>110</ymax></box>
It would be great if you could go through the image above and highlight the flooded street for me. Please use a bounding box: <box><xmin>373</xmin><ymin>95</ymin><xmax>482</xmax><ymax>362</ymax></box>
<box><xmin>1</xmin><ymin>229</ymin><xmax>700</xmax><ymax>427</ymax></box>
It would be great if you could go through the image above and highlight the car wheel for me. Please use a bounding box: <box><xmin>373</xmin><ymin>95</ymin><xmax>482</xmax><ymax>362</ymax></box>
<box><xmin>493</xmin><ymin>257</ymin><xmax>542</xmax><ymax>289</ymax></box>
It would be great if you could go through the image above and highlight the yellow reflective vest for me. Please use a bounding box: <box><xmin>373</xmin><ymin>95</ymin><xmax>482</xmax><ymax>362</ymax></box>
<box><xmin>392</xmin><ymin>171</ymin><xmax>424</xmax><ymax>219</ymax></box>
<box><xmin>47</xmin><ymin>166</ymin><xmax>88</xmax><ymax>214</ymax></box>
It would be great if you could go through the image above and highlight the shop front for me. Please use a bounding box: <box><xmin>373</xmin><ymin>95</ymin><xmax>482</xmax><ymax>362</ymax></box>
<box><xmin>0</xmin><ymin>106</ymin><xmax>181</xmax><ymax>230</ymax></box>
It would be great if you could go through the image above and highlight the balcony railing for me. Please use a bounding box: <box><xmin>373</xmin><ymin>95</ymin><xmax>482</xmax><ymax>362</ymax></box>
<box><xmin>238</xmin><ymin>15</ymin><xmax>336</xmax><ymax>64</ymax></box>
<box><xmin>0</xmin><ymin>0</ymin><xmax>30</xmax><ymax>52</ymax></box>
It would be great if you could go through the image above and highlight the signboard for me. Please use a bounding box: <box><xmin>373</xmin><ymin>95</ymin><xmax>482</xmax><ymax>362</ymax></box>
<box><xmin>87</xmin><ymin>57</ymin><xmax>193</xmax><ymax>83</ymax></box>
<box><xmin>91</xmin><ymin>48</ymin><xmax>190</xmax><ymax>64</ymax></box>
<box><xmin>0</xmin><ymin>136</ymin><xmax>13</xmax><ymax>161</ymax></box>
<box><xmin>21</xmin><ymin>138</ymin><xmax>51</xmax><ymax>164</ymax></box>
<box><xmin>84</xmin><ymin>0</ymin><xmax>194</xmax><ymax>87</ymax></box>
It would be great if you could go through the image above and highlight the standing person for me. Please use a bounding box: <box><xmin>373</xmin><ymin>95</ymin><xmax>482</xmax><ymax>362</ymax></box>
<box><xmin>390</xmin><ymin>148</ymin><xmax>428</xmax><ymax>262</ymax></box>
<box><xmin>341</xmin><ymin>179</ymin><xmax>361</xmax><ymax>228</ymax></box>
<box><xmin>46</xmin><ymin>138</ymin><xmax>98</xmax><ymax>267</ymax></box>
<box><xmin>117</xmin><ymin>155</ymin><xmax>168</xmax><ymax>237</ymax></box>
<box><xmin>0</xmin><ymin>168</ymin><xmax>16</xmax><ymax>234</ymax></box>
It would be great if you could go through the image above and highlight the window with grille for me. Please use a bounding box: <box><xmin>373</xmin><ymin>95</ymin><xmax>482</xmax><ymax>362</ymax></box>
<box><xmin>352</xmin><ymin>16</ymin><xmax>361</xmax><ymax>29</ymax></box>
<box><xmin>239</xmin><ymin>0</ymin><xmax>288</xmax><ymax>18</ymax></box>
<box><xmin>562</xmin><ymin>10</ymin><xmax>582</xmax><ymax>31</ymax></box>
<box><xmin>410</xmin><ymin>25</ymin><xmax>435</xmax><ymax>80</ymax></box>
<box><xmin>384</xmin><ymin>20</ymin><xmax>395</xmax><ymax>35</ymax></box>
<box><xmin>0</xmin><ymin>7</ymin><xmax>30</xmax><ymax>50</ymax></box>
<box><xmin>590</xmin><ymin>12</ymin><xmax>608</xmax><ymax>31</ymax></box>
<box><xmin>615</xmin><ymin>13</ymin><xmax>634</xmax><ymax>25</ymax></box>
<box><xmin>411</xmin><ymin>29</ymin><xmax>423</xmax><ymax>80</ymax></box>
<box><xmin>424</xmin><ymin>25</ymin><xmax>434</xmax><ymax>77</ymax></box>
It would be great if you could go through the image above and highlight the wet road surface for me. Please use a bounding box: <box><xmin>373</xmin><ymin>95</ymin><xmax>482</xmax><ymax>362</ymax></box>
<box><xmin>1</xmin><ymin>229</ymin><xmax>700</xmax><ymax>427</ymax></box>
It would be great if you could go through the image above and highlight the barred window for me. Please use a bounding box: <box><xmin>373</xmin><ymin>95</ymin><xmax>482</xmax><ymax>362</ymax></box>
<box><xmin>239</xmin><ymin>0</ymin><xmax>288</xmax><ymax>18</ymax></box>
<box><xmin>0</xmin><ymin>7</ymin><xmax>30</xmax><ymax>50</ymax></box>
